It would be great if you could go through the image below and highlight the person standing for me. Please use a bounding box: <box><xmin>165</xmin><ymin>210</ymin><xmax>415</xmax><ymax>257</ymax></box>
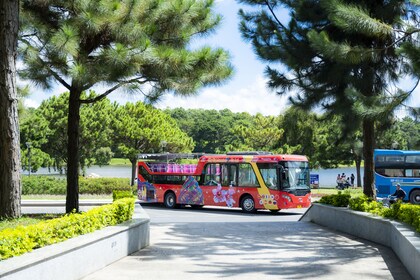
<box><xmin>350</xmin><ymin>174</ymin><xmax>355</xmax><ymax>187</ymax></box>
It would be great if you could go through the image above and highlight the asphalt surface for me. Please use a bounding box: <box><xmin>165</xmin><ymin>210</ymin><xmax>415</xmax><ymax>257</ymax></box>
<box><xmin>78</xmin><ymin>204</ymin><xmax>412</xmax><ymax>280</ymax></box>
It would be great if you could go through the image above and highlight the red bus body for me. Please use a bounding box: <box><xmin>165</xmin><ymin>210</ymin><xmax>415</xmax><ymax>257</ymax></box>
<box><xmin>137</xmin><ymin>153</ymin><xmax>311</xmax><ymax>212</ymax></box>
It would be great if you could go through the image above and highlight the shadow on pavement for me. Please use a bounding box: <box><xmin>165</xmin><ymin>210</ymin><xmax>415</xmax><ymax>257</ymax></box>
<box><xmin>129</xmin><ymin>221</ymin><xmax>411</xmax><ymax>279</ymax></box>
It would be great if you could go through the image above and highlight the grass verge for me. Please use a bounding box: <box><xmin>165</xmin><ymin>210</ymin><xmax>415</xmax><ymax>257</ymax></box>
<box><xmin>311</xmin><ymin>187</ymin><xmax>363</xmax><ymax>197</ymax></box>
<box><xmin>0</xmin><ymin>214</ymin><xmax>61</xmax><ymax>231</ymax></box>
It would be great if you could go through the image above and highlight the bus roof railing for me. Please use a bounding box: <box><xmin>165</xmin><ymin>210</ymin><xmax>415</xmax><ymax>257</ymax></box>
<box><xmin>226</xmin><ymin>151</ymin><xmax>273</xmax><ymax>155</ymax></box>
<box><xmin>137</xmin><ymin>153</ymin><xmax>204</xmax><ymax>161</ymax></box>
<box><xmin>137</xmin><ymin>151</ymin><xmax>274</xmax><ymax>161</ymax></box>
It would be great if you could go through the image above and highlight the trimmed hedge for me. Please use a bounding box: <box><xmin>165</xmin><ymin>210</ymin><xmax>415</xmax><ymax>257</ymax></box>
<box><xmin>318</xmin><ymin>191</ymin><xmax>350</xmax><ymax>207</ymax></box>
<box><xmin>22</xmin><ymin>176</ymin><xmax>132</xmax><ymax>195</ymax></box>
<box><xmin>112</xmin><ymin>190</ymin><xmax>135</xmax><ymax>201</ymax></box>
<box><xmin>0</xmin><ymin>198</ymin><xmax>135</xmax><ymax>260</ymax></box>
<box><xmin>318</xmin><ymin>193</ymin><xmax>420</xmax><ymax>233</ymax></box>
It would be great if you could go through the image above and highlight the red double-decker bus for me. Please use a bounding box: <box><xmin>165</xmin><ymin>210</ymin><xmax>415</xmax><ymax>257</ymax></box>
<box><xmin>137</xmin><ymin>152</ymin><xmax>311</xmax><ymax>213</ymax></box>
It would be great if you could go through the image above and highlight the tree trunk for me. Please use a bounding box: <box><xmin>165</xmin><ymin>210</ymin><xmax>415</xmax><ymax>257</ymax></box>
<box><xmin>362</xmin><ymin>119</ymin><xmax>375</xmax><ymax>198</ymax></box>
<box><xmin>66</xmin><ymin>89</ymin><xmax>82</xmax><ymax>213</ymax></box>
<box><xmin>0</xmin><ymin>0</ymin><xmax>21</xmax><ymax>219</ymax></box>
<box><xmin>355</xmin><ymin>157</ymin><xmax>362</xmax><ymax>188</ymax></box>
<box><xmin>130</xmin><ymin>159</ymin><xmax>137</xmax><ymax>186</ymax></box>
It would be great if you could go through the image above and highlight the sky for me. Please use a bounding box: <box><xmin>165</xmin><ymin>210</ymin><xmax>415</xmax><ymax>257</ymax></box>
<box><xmin>23</xmin><ymin>0</ymin><xmax>420</xmax><ymax>116</ymax></box>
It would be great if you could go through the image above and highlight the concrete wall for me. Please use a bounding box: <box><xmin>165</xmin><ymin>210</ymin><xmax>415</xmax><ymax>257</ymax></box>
<box><xmin>0</xmin><ymin>204</ymin><xmax>150</xmax><ymax>280</ymax></box>
<box><xmin>300</xmin><ymin>204</ymin><xmax>420</xmax><ymax>280</ymax></box>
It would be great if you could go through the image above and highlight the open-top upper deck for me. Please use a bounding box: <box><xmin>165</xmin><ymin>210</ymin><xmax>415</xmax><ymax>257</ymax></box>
<box><xmin>137</xmin><ymin>152</ymin><xmax>308</xmax><ymax>175</ymax></box>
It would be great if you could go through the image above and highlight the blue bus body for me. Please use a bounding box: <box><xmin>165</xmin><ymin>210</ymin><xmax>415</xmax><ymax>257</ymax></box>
<box><xmin>374</xmin><ymin>149</ymin><xmax>420</xmax><ymax>204</ymax></box>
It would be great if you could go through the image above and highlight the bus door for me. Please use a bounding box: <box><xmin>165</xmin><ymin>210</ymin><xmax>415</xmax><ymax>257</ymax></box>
<box><xmin>202</xmin><ymin>163</ymin><xmax>239</xmax><ymax>208</ymax></box>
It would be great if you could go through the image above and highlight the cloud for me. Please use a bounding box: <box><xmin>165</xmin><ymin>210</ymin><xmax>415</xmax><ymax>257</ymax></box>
<box><xmin>154</xmin><ymin>76</ymin><xmax>291</xmax><ymax>116</ymax></box>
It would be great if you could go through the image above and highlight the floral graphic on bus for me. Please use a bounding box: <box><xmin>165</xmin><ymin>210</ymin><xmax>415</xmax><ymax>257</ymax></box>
<box><xmin>179</xmin><ymin>176</ymin><xmax>204</xmax><ymax>205</ymax></box>
<box><xmin>213</xmin><ymin>184</ymin><xmax>225</xmax><ymax>203</ymax></box>
<box><xmin>258</xmin><ymin>194</ymin><xmax>277</xmax><ymax>206</ymax></box>
<box><xmin>225</xmin><ymin>186</ymin><xmax>236</xmax><ymax>208</ymax></box>
<box><xmin>212</xmin><ymin>184</ymin><xmax>235</xmax><ymax>208</ymax></box>
<box><xmin>138</xmin><ymin>181</ymin><xmax>157</xmax><ymax>202</ymax></box>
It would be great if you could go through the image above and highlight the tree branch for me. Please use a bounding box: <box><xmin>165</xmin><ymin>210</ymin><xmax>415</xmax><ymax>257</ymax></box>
<box><xmin>79</xmin><ymin>77</ymin><xmax>150</xmax><ymax>104</ymax></box>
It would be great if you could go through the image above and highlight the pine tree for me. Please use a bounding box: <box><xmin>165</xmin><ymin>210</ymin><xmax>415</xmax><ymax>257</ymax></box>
<box><xmin>20</xmin><ymin>0</ymin><xmax>233</xmax><ymax>212</ymax></box>
<box><xmin>239</xmin><ymin>0</ymin><xmax>419</xmax><ymax>197</ymax></box>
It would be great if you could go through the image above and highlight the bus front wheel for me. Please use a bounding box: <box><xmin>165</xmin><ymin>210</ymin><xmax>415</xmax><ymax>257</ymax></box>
<box><xmin>164</xmin><ymin>192</ymin><xmax>177</xmax><ymax>208</ymax></box>
<box><xmin>409</xmin><ymin>189</ymin><xmax>420</xmax><ymax>204</ymax></box>
<box><xmin>241</xmin><ymin>195</ymin><xmax>256</xmax><ymax>213</ymax></box>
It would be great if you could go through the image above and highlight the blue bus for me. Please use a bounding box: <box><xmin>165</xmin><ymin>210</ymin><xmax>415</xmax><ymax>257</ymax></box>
<box><xmin>374</xmin><ymin>149</ymin><xmax>420</xmax><ymax>204</ymax></box>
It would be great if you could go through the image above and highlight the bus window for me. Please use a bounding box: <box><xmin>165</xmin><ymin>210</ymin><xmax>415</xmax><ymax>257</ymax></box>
<box><xmin>139</xmin><ymin>166</ymin><xmax>152</xmax><ymax>182</ymax></box>
<box><xmin>257</xmin><ymin>163</ymin><xmax>278</xmax><ymax>190</ymax></box>
<box><xmin>406</xmin><ymin>155</ymin><xmax>420</xmax><ymax>164</ymax></box>
<box><xmin>221</xmin><ymin>164</ymin><xmax>238</xmax><ymax>186</ymax></box>
<box><xmin>238</xmin><ymin>163</ymin><xmax>259</xmax><ymax>187</ymax></box>
<box><xmin>406</xmin><ymin>169</ymin><xmax>420</xmax><ymax>177</ymax></box>
<box><xmin>203</xmin><ymin>163</ymin><xmax>221</xmax><ymax>186</ymax></box>
<box><xmin>376</xmin><ymin>168</ymin><xmax>404</xmax><ymax>177</ymax></box>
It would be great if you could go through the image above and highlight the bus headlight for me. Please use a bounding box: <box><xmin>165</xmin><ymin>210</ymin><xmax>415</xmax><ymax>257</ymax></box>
<box><xmin>282</xmin><ymin>194</ymin><xmax>292</xmax><ymax>202</ymax></box>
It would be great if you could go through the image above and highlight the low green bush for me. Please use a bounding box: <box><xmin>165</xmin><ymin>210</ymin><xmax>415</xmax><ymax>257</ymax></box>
<box><xmin>348</xmin><ymin>195</ymin><xmax>383</xmax><ymax>214</ymax></box>
<box><xmin>112</xmin><ymin>190</ymin><xmax>135</xmax><ymax>201</ymax></box>
<box><xmin>318</xmin><ymin>191</ymin><xmax>350</xmax><ymax>207</ymax></box>
<box><xmin>22</xmin><ymin>176</ymin><xmax>132</xmax><ymax>195</ymax></box>
<box><xmin>319</xmin><ymin>193</ymin><xmax>420</xmax><ymax>234</ymax></box>
<box><xmin>0</xmin><ymin>198</ymin><xmax>135</xmax><ymax>260</ymax></box>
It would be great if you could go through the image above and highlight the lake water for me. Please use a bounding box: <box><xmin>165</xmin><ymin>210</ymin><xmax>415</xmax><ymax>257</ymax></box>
<box><xmin>311</xmin><ymin>167</ymin><xmax>364</xmax><ymax>188</ymax></box>
<box><xmin>26</xmin><ymin>165</ymin><xmax>363</xmax><ymax>188</ymax></box>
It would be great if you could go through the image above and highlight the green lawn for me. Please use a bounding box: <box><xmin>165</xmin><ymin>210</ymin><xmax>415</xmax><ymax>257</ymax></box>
<box><xmin>22</xmin><ymin>194</ymin><xmax>112</xmax><ymax>200</ymax></box>
<box><xmin>311</xmin><ymin>187</ymin><xmax>363</xmax><ymax>197</ymax></box>
<box><xmin>109</xmin><ymin>158</ymin><xmax>131</xmax><ymax>166</ymax></box>
<box><xmin>0</xmin><ymin>214</ymin><xmax>61</xmax><ymax>231</ymax></box>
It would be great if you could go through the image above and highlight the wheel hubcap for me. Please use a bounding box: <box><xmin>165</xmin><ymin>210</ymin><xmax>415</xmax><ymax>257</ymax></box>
<box><xmin>167</xmin><ymin>196</ymin><xmax>174</xmax><ymax>206</ymax></box>
<box><xmin>244</xmin><ymin>199</ymin><xmax>254</xmax><ymax>211</ymax></box>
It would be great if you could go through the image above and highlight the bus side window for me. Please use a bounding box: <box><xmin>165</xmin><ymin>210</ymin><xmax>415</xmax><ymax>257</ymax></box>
<box><xmin>221</xmin><ymin>164</ymin><xmax>238</xmax><ymax>186</ymax></box>
<box><xmin>203</xmin><ymin>163</ymin><xmax>221</xmax><ymax>186</ymax></box>
<box><xmin>238</xmin><ymin>163</ymin><xmax>259</xmax><ymax>187</ymax></box>
<box><xmin>406</xmin><ymin>169</ymin><xmax>420</xmax><ymax>177</ymax></box>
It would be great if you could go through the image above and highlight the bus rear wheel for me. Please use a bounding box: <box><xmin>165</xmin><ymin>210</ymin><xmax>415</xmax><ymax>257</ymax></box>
<box><xmin>409</xmin><ymin>189</ymin><xmax>420</xmax><ymax>204</ymax></box>
<box><xmin>241</xmin><ymin>195</ymin><xmax>256</xmax><ymax>213</ymax></box>
<box><xmin>164</xmin><ymin>192</ymin><xmax>177</xmax><ymax>208</ymax></box>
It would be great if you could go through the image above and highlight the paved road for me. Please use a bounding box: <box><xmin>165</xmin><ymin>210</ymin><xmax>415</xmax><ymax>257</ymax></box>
<box><xmin>82</xmin><ymin>204</ymin><xmax>412</xmax><ymax>280</ymax></box>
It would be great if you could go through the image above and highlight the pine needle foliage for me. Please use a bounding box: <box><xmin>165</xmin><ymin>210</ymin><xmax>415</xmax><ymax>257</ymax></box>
<box><xmin>19</xmin><ymin>0</ymin><xmax>233</xmax><ymax>212</ymax></box>
<box><xmin>238</xmin><ymin>0</ymin><xmax>419</xmax><ymax>197</ymax></box>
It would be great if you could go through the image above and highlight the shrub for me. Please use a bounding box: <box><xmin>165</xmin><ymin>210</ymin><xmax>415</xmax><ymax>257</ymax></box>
<box><xmin>318</xmin><ymin>191</ymin><xmax>350</xmax><ymax>207</ymax></box>
<box><xmin>113</xmin><ymin>190</ymin><xmax>135</xmax><ymax>201</ymax></box>
<box><xmin>321</xmin><ymin>192</ymin><xmax>420</xmax><ymax>234</ymax></box>
<box><xmin>0</xmin><ymin>198</ymin><xmax>135</xmax><ymax>260</ymax></box>
<box><xmin>348</xmin><ymin>195</ymin><xmax>382</xmax><ymax>214</ymax></box>
<box><xmin>22</xmin><ymin>176</ymin><xmax>132</xmax><ymax>195</ymax></box>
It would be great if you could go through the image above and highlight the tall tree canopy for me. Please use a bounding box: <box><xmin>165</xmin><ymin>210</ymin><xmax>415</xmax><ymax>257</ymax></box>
<box><xmin>20</xmin><ymin>92</ymin><xmax>114</xmax><ymax>173</ymax></box>
<box><xmin>231</xmin><ymin>113</ymin><xmax>283</xmax><ymax>152</ymax></box>
<box><xmin>113</xmin><ymin>102</ymin><xmax>194</xmax><ymax>185</ymax></box>
<box><xmin>0</xmin><ymin>0</ymin><xmax>21</xmax><ymax>219</ymax></box>
<box><xmin>19</xmin><ymin>0</ymin><xmax>233</xmax><ymax>212</ymax></box>
<box><xmin>239</xmin><ymin>0</ymin><xmax>419</xmax><ymax>197</ymax></box>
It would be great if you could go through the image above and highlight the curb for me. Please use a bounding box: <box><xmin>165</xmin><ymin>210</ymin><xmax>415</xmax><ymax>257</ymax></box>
<box><xmin>0</xmin><ymin>204</ymin><xmax>150</xmax><ymax>280</ymax></box>
<box><xmin>300</xmin><ymin>203</ymin><xmax>420</xmax><ymax>280</ymax></box>
<box><xmin>21</xmin><ymin>200</ymin><xmax>113</xmax><ymax>207</ymax></box>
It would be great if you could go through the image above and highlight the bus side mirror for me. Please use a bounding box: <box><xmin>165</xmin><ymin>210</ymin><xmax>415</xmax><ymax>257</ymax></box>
<box><xmin>277</xmin><ymin>165</ymin><xmax>287</xmax><ymax>181</ymax></box>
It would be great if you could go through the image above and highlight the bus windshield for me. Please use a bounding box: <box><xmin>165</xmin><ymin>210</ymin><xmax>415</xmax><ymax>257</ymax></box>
<box><xmin>257</xmin><ymin>161</ymin><xmax>310</xmax><ymax>192</ymax></box>
<box><xmin>283</xmin><ymin>161</ymin><xmax>310</xmax><ymax>191</ymax></box>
